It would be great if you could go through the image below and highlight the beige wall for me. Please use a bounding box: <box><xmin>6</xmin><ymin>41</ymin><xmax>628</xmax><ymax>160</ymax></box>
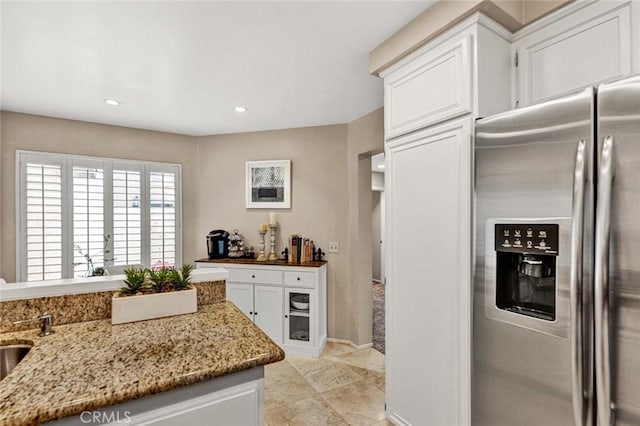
<box><xmin>0</xmin><ymin>114</ymin><xmax>3</xmax><ymax>276</ymax></box>
<box><xmin>194</xmin><ymin>109</ymin><xmax>384</xmax><ymax>344</ymax></box>
<box><xmin>0</xmin><ymin>111</ymin><xmax>198</xmax><ymax>282</ymax></box>
<box><xmin>0</xmin><ymin>108</ymin><xmax>385</xmax><ymax>345</ymax></box>
<box><xmin>194</xmin><ymin>124</ymin><xmax>352</xmax><ymax>340</ymax></box>
<box><xmin>523</xmin><ymin>0</ymin><xmax>569</xmax><ymax>23</ymax></box>
<box><xmin>372</xmin><ymin>190</ymin><xmax>381</xmax><ymax>281</ymax></box>
<box><xmin>346</xmin><ymin>108</ymin><xmax>384</xmax><ymax>345</ymax></box>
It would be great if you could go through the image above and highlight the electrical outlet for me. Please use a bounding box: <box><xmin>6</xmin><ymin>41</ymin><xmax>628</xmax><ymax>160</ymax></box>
<box><xmin>328</xmin><ymin>241</ymin><xmax>339</xmax><ymax>253</ymax></box>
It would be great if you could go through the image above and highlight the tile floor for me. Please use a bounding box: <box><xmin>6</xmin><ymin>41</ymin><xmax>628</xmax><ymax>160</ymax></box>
<box><xmin>264</xmin><ymin>342</ymin><xmax>390</xmax><ymax>426</ymax></box>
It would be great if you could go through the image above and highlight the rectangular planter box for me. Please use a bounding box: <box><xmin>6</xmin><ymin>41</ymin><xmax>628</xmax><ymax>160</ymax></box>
<box><xmin>112</xmin><ymin>287</ymin><xmax>197</xmax><ymax>325</ymax></box>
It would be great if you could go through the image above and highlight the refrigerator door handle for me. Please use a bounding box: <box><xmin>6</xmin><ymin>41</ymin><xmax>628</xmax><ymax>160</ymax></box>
<box><xmin>570</xmin><ymin>139</ymin><xmax>587</xmax><ymax>426</ymax></box>
<box><xmin>595</xmin><ymin>135</ymin><xmax>615</xmax><ymax>426</ymax></box>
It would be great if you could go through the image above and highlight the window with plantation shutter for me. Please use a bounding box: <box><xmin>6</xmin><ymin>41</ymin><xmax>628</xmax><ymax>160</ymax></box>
<box><xmin>112</xmin><ymin>169</ymin><xmax>142</xmax><ymax>266</ymax></box>
<box><xmin>72</xmin><ymin>165</ymin><xmax>105</xmax><ymax>277</ymax></box>
<box><xmin>17</xmin><ymin>151</ymin><xmax>181</xmax><ymax>283</ymax></box>
<box><xmin>149</xmin><ymin>170</ymin><xmax>177</xmax><ymax>268</ymax></box>
<box><xmin>24</xmin><ymin>161</ymin><xmax>63</xmax><ymax>281</ymax></box>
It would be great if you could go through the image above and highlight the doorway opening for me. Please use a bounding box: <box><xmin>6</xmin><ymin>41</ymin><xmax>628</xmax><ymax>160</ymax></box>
<box><xmin>371</xmin><ymin>152</ymin><xmax>385</xmax><ymax>354</ymax></box>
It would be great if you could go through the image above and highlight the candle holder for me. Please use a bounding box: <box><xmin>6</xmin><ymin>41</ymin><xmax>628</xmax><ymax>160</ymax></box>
<box><xmin>268</xmin><ymin>224</ymin><xmax>278</xmax><ymax>261</ymax></box>
<box><xmin>257</xmin><ymin>230</ymin><xmax>267</xmax><ymax>261</ymax></box>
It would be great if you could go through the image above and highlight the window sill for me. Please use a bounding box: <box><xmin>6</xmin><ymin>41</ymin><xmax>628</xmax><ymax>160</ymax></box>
<box><xmin>0</xmin><ymin>268</ymin><xmax>229</xmax><ymax>301</ymax></box>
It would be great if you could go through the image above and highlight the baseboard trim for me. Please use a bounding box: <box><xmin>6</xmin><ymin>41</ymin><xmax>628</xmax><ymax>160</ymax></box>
<box><xmin>388</xmin><ymin>412</ymin><xmax>411</xmax><ymax>426</ymax></box>
<box><xmin>327</xmin><ymin>338</ymin><xmax>373</xmax><ymax>351</ymax></box>
<box><xmin>282</xmin><ymin>335</ymin><xmax>326</xmax><ymax>358</ymax></box>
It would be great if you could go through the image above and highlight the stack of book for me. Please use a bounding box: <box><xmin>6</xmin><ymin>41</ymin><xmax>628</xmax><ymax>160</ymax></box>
<box><xmin>288</xmin><ymin>234</ymin><xmax>315</xmax><ymax>263</ymax></box>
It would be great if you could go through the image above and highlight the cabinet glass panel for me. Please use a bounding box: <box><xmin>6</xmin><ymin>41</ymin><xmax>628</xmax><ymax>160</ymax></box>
<box><xmin>289</xmin><ymin>292</ymin><xmax>310</xmax><ymax>342</ymax></box>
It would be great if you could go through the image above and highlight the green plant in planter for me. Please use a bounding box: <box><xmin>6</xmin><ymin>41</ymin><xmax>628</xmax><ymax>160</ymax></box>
<box><xmin>171</xmin><ymin>264</ymin><xmax>194</xmax><ymax>291</ymax></box>
<box><xmin>120</xmin><ymin>267</ymin><xmax>147</xmax><ymax>296</ymax></box>
<box><xmin>147</xmin><ymin>267</ymin><xmax>173</xmax><ymax>293</ymax></box>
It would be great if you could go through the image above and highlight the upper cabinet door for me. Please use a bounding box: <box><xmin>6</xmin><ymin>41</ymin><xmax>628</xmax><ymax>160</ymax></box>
<box><xmin>512</xmin><ymin>1</ymin><xmax>632</xmax><ymax>107</ymax></box>
<box><xmin>383</xmin><ymin>35</ymin><xmax>472</xmax><ymax>140</ymax></box>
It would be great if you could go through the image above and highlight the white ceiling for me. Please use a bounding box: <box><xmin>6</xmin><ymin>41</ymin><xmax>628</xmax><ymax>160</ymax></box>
<box><xmin>1</xmin><ymin>1</ymin><xmax>432</xmax><ymax>136</ymax></box>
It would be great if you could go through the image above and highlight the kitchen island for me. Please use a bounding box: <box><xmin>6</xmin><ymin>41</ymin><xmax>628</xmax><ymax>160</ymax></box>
<box><xmin>0</xmin><ymin>302</ymin><xmax>284</xmax><ymax>425</ymax></box>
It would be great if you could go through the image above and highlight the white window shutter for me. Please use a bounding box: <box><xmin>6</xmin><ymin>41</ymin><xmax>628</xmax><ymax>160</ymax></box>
<box><xmin>71</xmin><ymin>163</ymin><xmax>105</xmax><ymax>277</ymax></box>
<box><xmin>112</xmin><ymin>168</ymin><xmax>142</xmax><ymax>266</ymax></box>
<box><xmin>24</xmin><ymin>162</ymin><xmax>63</xmax><ymax>281</ymax></box>
<box><xmin>149</xmin><ymin>170</ymin><xmax>177</xmax><ymax>268</ymax></box>
<box><xmin>17</xmin><ymin>151</ymin><xmax>181</xmax><ymax>282</ymax></box>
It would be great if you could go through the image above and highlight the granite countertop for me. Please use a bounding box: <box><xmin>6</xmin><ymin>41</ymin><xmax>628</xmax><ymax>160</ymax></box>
<box><xmin>195</xmin><ymin>257</ymin><xmax>328</xmax><ymax>267</ymax></box>
<box><xmin>0</xmin><ymin>302</ymin><xmax>285</xmax><ymax>426</ymax></box>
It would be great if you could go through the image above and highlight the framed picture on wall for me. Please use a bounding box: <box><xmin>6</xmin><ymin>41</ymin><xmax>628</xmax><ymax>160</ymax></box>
<box><xmin>246</xmin><ymin>159</ymin><xmax>291</xmax><ymax>209</ymax></box>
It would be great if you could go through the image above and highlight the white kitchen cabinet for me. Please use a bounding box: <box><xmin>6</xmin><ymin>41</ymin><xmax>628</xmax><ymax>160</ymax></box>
<box><xmin>383</xmin><ymin>15</ymin><xmax>513</xmax><ymax>142</ymax></box>
<box><xmin>385</xmin><ymin>117</ymin><xmax>472</xmax><ymax>426</ymax></box>
<box><xmin>283</xmin><ymin>270</ymin><xmax>315</xmax><ymax>288</ymax></box>
<box><xmin>253</xmin><ymin>285</ymin><xmax>283</xmax><ymax>343</ymax></box>
<box><xmin>226</xmin><ymin>283</ymin><xmax>253</xmax><ymax>318</ymax></box>
<box><xmin>225</xmin><ymin>282</ymin><xmax>282</xmax><ymax>344</ymax></box>
<box><xmin>125</xmin><ymin>379</ymin><xmax>261</xmax><ymax>425</ymax></box>
<box><xmin>384</xmin><ymin>35</ymin><xmax>472</xmax><ymax>139</ymax></box>
<box><xmin>53</xmin><ymin>368</ymin><xmax>264</xmax><ymax>426</ymax></box>
<box><xmin>196</xmin><ymin>260</ymin><xmax>327</xmax><ymax>358</ymax></box>
<box><xmin>226</xmin><ymin>267</ymin><xmax>282</xmax><ymax>285</ymax></box>
<box><xmin>512</xmin><ymin>1</ymin><xmax>635</xmax><ymax>107</ymax></box>
<box><xmin>283</xmin><ymin>287</ymin><xmax>316</xmax><ymax>351</ymax></box>
<box><xmin>380</xmin><ymin>13</ymin><xmax>512</xmax><ymax>426</ymax></box>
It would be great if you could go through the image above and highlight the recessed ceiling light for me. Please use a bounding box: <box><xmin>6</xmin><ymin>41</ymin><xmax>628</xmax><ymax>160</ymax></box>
<box><xmin>377</xmin><ymin>164</ymin><xmax>386</xmax><ymax>169</ymax></box>
<box><xmin>234</xmin><ymin>106</ymin><xmax>247</xmax><ymax>113</ymax></box>
<box><xmin>103</xmin><ymin>98</ymin><xmax>121</xmax><ymax>106</ymax></box>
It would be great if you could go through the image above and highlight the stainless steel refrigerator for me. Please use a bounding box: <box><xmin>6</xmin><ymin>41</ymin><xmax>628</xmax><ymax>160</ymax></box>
<box><xmin>473</xmin><ymin>74</ymin><xmax>640</xmax><ymax>426</ymax></box>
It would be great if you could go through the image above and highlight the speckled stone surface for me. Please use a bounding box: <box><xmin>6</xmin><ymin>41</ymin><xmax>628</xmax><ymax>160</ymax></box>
<box><xmin>0</xmin><ymin>291</ymin><xmax>115</xmax><ymax>333</ymax></box>
<box><xmin>0</xmin><ymin>302</ymin><xmax>284</xmax><ymax>426</ymax></box>
<box><xmin>0</xmin><ymin>281</ymin><xmax>225</xmax><ymax>333</ymax></box>
<box><xmin>193</xmin><ymin>280</ymin><xmax>226</xmax><ymax>306</ymax></box>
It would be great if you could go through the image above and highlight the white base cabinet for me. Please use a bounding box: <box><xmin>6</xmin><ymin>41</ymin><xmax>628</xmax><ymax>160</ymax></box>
<box><xmin>52</xmin><ymin>367</ymin><xmax>264</xmax><ymax>426</ymax></box>
<box><xmin>197</xmin><ymin>261</ymin><xmax>327</xmax><ymax>358</ymax></box>
<box><xmin>254</xmin><ymin>285</ymin><xmax>284</xmax><ymax>344</ymax></box>
<box><xmin>283</xmin><ymin>287</ymin><xmax>316</xmax><ymax>352</ymax></box>
<box><xmin>227</xmin><ymin>282</ymin><xmax>283</xmax><ymax>344</ymax></box>
<box><xmin>226</xmin><ymin>282</ymin><xmax>253</xmax><ymax>319</ymax></box>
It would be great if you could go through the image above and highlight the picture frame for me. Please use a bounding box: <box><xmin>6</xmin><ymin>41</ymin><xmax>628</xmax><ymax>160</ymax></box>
<box><xmin>246</xmin><ymin>159</ymin><xmax>291</xmax><ymax>209</ymax></box>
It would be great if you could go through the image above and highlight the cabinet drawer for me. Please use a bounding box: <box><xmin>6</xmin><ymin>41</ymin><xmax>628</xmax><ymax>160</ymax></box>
<box><xmin>384</xmin><ymin>34</ymin><xmax>472</xmax><ymax>140</ymax></box>
<box><xmin>227</xmin><ymin>268</ymin><xmax>282</xmax><ymax>285</ymax></box>
<box><xmin>283</xmin><ymin>271</ymin><xmax>316</xmax><ymax>288</ymax></box>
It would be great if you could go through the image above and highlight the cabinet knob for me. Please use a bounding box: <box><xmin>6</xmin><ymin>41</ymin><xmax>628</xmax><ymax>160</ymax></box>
<box><xmin>284</xmin><ymin>315</ymin><xmax>288</xmax><ymax>318</ymax></box>
<box><xmin>251</xmin><ymin>274</ymin><xmax>255</xmax><ymax>278</ymax></box>
<box><xmin>254</xmin><ymin>312</ymin><xmax>258</xmax><ymax>315</ymax></box>
<box><xmin>249</xmin><ymin>311</ymin><xmax>253</xmax><ymax>315</ymax></box>
<box><xmin>297</xmin><ymin>277</ymin><xmax>301</xmax><ymax>281</ymax></box>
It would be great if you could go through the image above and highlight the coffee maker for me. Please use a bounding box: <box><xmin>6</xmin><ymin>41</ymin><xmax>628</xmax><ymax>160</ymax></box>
<box><xmin>206</xmin><ymin>230</ymin><xmax>229</xmax><ymax>259</ymax></box>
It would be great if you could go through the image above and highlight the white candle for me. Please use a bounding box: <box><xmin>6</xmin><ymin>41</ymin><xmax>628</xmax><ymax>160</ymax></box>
<box><xmin>269</xmin><ymin>212</ymin><xmax>277</xmax><ymax>225</ymax></box>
